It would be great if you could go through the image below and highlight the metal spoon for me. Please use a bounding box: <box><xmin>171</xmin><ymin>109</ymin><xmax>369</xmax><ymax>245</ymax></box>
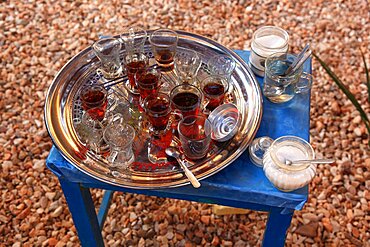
<box><xmin>285</xmin><ymin>158</ymin><xmax>335</xmax><ymax>166</ymax></box>
<box><xmin>284</xmin><ymin>43</ymin><xmax>311</xmax><ymax>75</ymax></box>
<box><xmin>165</xmin><ymin>147</ymin><xmax>201</xmax><ymax>188</ymax></box>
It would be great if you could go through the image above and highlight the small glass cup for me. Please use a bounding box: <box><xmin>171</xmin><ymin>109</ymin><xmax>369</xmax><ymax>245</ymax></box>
<box><xmin>149</xmin><ymin>29</ymin><xmax>179</xmax><ymax>69</ymax></box>
<box><xmin>174</xmin><ymin>48</ymin><xmax>201</xmax><ymax>84</ymax></box>
<box><xmin>143</xmin><ymin>92</ymin><xmax>172</xmax><ymax>135</ymax></box>
<box><xmin>263</xmin><ymin>52</ymin><xmax>312</xmax><ymax>103</ymax></box>
<box><xmin>170</xmin><ymin>84</ymin><xmax>202</xmax><ymax>117</ymax></box>
<box><xmin>80</xmin><ymin>84</ymin><xmax>108</xmax><ymax>121</ymax></box>
<box><xmin>120</xmin><ymin>26</ymin><xmax>147</xmax><ymax>55</ymax></box>
<box><xmin>79</xmin><ymin>112</ymin><xmax>105</xmax><ymax>154</ymax></box>
<box><xmin>178</xmin><ymin>115</ymin><xmax>212</xmax><ymax>160</ymax></box>
<box><xmin>207</xmin><ymin>54</ymin><xmax>236</xmax><ymax>82</ymax></box>
<box><xmin>103</xmin><ymin>120</ymin><xmax>135</xmax><ymax>177</ymax></box>
<box><xmin>92</xmin><ymin>37</ymin><xmax>122</xmax><ymax>79</ymax></box>
<box><xmin>123</xmin><ymin>52</ymin><xmax>149</xmax><ymax>93</ymax></box>
<box><xmin>200</xmin><ymin>75</ymin><xmax>229</xmax><ymax>111</ymax></box>
<box><xmin>135</xmin><ymin>66</ymin><xmax>163</xmax><ymax>102</ymax></box>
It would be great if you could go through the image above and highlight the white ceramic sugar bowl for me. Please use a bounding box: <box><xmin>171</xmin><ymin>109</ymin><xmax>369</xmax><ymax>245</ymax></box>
<box><xmin>262</xmin><ymin>136</ymin><xmax>316</xmax><ymax>192</ymax></box>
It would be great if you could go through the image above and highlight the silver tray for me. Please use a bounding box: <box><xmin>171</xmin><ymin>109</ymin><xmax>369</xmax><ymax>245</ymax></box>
<box><xmin>44</xmin><ymin>30</ymin><xmax>262</xmax><ymax>189</ymax></box>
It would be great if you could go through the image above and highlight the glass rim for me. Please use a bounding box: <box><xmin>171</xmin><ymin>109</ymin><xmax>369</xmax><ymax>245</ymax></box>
<box><xmin>207</xmin><ymin>54</ymin><xmax>236</xmax><ymax>75</ymax></box>
<box><xmin>200</xmin><ymin>75</ymin><xmax>229</xmax><ymax>97</ymax></box>
<box><xmin>93</xmin><ymin>37</ymin><xmax>121</xmax><ymax>52</ymax></box>
<box><xmin>149</xmin><ymin>29</ymin><xmax>179</xmax><ymax>46</ymax></box>
<box><xmin>120</xmin><ymin>26</ymin><xmax>147</xmax><ymax>39</ymax></box>
<box><xmin>178</xmin><ymin>115</ymin><xmax>212</xmax><ymax>141</ymax></box>
<box><xmin>143</xmin><ymin>92</ymin><xmax>171</xmax><ymax>115</ymax></box>
<box><xmin>80</xmin><ymin>84</ymin><xmax>108</xmax><ymax>104</ymax></box>
<box><xmin>269</xmin><ymin>135</ymin><xmax>315</xmax><ymax>171</ymax></box>
<box><xmin>265</xmin><ymin>52</ymin><xmax>303</xmax><ymax>78</ymax></box>
<box><xmin>252</xmin><ymin>26</ymin><xmax>289</xmax><ymax>50</ymax></box>
<box><xmin>170</xmin><ymin>84</ymin><xmax>202</xmax><ymax>109</ymax></box>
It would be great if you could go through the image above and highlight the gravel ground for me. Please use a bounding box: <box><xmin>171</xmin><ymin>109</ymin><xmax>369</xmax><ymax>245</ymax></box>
<box><xmin>1</xmin><ymin>0</ymin><xmax>369</xmax><ymax>246</ymax></box>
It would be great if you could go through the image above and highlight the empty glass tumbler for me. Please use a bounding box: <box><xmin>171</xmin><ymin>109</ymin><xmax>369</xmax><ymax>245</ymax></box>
<box><xmin>103</xmin><ymin>120</ymin><xmax>135</xmax><ymax>176</ymax></box>
<box><xmin>93</xmin><ymin>37</ymin><xmax>123</xmax><ymax>79</ymax></box>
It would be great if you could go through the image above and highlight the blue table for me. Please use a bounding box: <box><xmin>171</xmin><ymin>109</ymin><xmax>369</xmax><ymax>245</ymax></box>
<box><xmin>46</xmin><ymin>50</ymin><xmax>311</xmax><ymax>247</ymax></box>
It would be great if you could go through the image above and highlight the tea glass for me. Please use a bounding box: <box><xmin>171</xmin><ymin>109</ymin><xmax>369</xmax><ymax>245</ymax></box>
<box><xmin>120</xmin><ymin>26</ymin><xmax>147</xmax><ymax>55</ymax></box>
<box><xmin>178</xmin><ymin>115</ymin><xmax>212</xmax><ymax>160</ymax></box>
<box><xmin>149</xmin><ymin>29</ymin><xmax>178</xmax><ymax>69</ymax></box>
<box><xmin>200</xmin><ymin>75</ymin><xmax>229</xmax><ymax>111</ymax></box>
<box><xmin>80</xmin><ymin>112</ymin><xmax>105</xmax><ymax>154</ymax></box>
<box><xmin>143</xmin><ymin>92</ymin><xmax>172</xmax><ymax>135</ymax></box>
<box><xmin>174</xmin><ymin>48</ymin><xmax>201</xmax><ymax>84</ymax></box>
<box><xmin>92</xmin><ymin>37</ymin><xmax>122</xmax><ymax>79</ymax></box>
<box><xmin>103</xmin><ymin>120</ymin><xmax>135</xmax><ymax>177</ymax></box>
<box><xmin>207</xmin><ymin>54</ymin><xmax>236</xmax><ymax>82</ymax></box>
<box><xmin>80</xmin><ymin>84</ymin><xmax>108</xmax><ymax>121</ymax></box>
<box><xmin>170</xmin><ymin>84</ymin><xmax>203</xmax><ymax>117</ymax></box>
<box><xmin>263</xmin><ymin>52</ymin><xmax>312</xmax><ymax>103</ymax></box>
<box><xmin>123</xmin><ymin>52</ymin><xmax>149</xmax><ymax>94</ymax></box>
<box><xmin>135</xmin><ymin>66</ymin><xmax>163</xmax><ymax>103</ymax></box>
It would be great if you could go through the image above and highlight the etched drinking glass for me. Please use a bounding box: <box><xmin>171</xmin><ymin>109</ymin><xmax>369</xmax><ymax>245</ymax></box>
<box><xmin>174</xmin><ymin>48</ymin><xmax>201</xmax><ymax>84</ymax></box>
<box><xmin>120</xmin><ymin>26</ymin><xmax>147</xmax><ymax>55</ymax></box>
<box><xmin>170</xmin><ymin>84</ymin><xmax>202</xmax><ymax>117</ymax></box>
<box><xmin>178</xmin><ymin>115</ymin><xmax>212</xmax><ymax>160</ymax></box>
<box><xmin>103</xmin><ymin>120</ymin><xmax>135</xmax><ymax>177</ymax></box>
<box><xmin>79</xmin><ymin>84</ymin><xmax>108</xmax><ymax>121</ymax></box>
<box><xmin>92</xmin><ymin>37</ymin><xmax>122</xmax><ymax>79</ymax></box>
<box><xmin>135</xmin><ymin>66</ymin><xmax>163</xmax><ymax>103</ymax></box>
<box><xmin>207</xmin><ymin>54</ymin><xmax>236</xmax><ymax>82</ymax></box>
<box><xmin>79</xmin><ymin>112</ymin><xmax>105</xmax><ymax>154</ymax></box>
<box><xmin>149</xmin><ymin>29</ymin><xmax>178</xmax><ymax>70</ymax></box>
<box><xmin>123</xmin><ymin>52</ymin><xmax>149</xmax><ymax>94</ymax></box>
<box><xmin>200</xmin><ymin>75</ymin><xmax>229</xmax><ymax>111</ymax></box>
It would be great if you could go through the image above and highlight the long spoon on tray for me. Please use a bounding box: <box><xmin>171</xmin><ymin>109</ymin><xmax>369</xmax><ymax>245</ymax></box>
<box><xmin>165</xmin><ymin>147</ymin><xmax>201</xmax><ymax>188</ymax></box>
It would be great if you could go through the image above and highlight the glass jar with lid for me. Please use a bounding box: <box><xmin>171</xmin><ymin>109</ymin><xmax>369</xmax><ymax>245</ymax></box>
<box><xmin>249</xmin><ymin>135</ymin><xmax>316</xmax><ymax>192</ymax></box>
<box><xmin>249</xmin><ymin>26</ymin><xmax>289</xmax><ymax>77</ymax></box>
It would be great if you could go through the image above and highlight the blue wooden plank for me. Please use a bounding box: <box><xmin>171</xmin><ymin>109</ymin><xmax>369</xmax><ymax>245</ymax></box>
<box><xmin>58</xmin><ymin>178</ymin><xmax>104</xmax><ymax>247</ymax></box>
<box><xmin>97</xmin><ymin>190</ymin><xmax>114</xmax><ymax>229</ymax></box>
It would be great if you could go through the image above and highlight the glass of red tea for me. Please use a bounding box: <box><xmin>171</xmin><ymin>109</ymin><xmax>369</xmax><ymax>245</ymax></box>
<box><xmin>149</xmin><ymin>29</ymin><xmax>178</xmax><ymax>70</ymax></box>
<box><xmin>178</xmin><ymin>115</ymin><xmax>212</xmax><ymax>160</ymax></box>
<box><xmin>143</xmin><ymin>92</ymin><xmax>172</xmax><ymax>135</ymax></box>
<box><xmin>123</xmin><ymin>52</ymin><xmax>149</xmax><ymax>93</ymax></box>
<box><xmin>200</xmin><ymin>75</ymin><xmax>229</xmax><ymax>111</ymax></box>
<box><xmin>170</xmin><ymin>84</ymin><xmax>202</xmax><ymax>117</ymax></box>
<box><xmin>135</xmin><ymin>66</ymin><xmax>162</xmax><ymax>102</ymax></box>
<box><xmin>80</xmin><ymin>84</ymin><xmax>108</xmax><ymax>121</ymax></box>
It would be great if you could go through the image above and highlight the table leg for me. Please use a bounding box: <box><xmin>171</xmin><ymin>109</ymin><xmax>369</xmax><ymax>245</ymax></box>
<box><xmin>59</xmin><ymin>177</ymin><xmax>104</xmax><ymax>247</ymax></box>
<box><xmin>262</xmin><ymin>208</ymin><xmax>294</xmax><ymax>247</ymax></box>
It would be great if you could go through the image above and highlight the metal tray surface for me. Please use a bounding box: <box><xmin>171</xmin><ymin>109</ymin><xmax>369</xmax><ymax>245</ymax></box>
<box><xmin>44</xmin><ymin>30</ymin><xmax>262</xmax><ymax>189</ymax></box>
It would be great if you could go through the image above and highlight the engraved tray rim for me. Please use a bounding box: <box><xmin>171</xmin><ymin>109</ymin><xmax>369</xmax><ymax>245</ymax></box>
<box><xmin>44</xmin><ymin>30</ymin><xmax>263</xmax><ymax>189</ymax></box>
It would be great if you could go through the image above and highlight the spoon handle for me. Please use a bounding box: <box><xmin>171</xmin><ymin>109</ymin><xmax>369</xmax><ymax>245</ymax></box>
<box><xmin>291</xmin><ymin>159</ymin><xmax>335</xmax><ymax>165</ymax></box>
<box><xmin>176</xmin><ymin>158</ymin><xmax>201</xmax><ymax>188</ymax></box>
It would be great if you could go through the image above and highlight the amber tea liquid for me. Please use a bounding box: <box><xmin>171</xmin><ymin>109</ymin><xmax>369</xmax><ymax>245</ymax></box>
<box><xmin>203</xmin><ymin>82</ymin><xmax>225</xmax><ymax>110</ymax></box>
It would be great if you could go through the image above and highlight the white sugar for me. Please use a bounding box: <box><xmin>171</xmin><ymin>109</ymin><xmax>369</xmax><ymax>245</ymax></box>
<box><xmin>255</xmin><ymin>35</ymin><xmax>287</xmax><ymax>49</ymax></box>
<box><xmin>275</xmin><ymin>145</ymin><xmax>307</xmax><ymax>167</ymax></box>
